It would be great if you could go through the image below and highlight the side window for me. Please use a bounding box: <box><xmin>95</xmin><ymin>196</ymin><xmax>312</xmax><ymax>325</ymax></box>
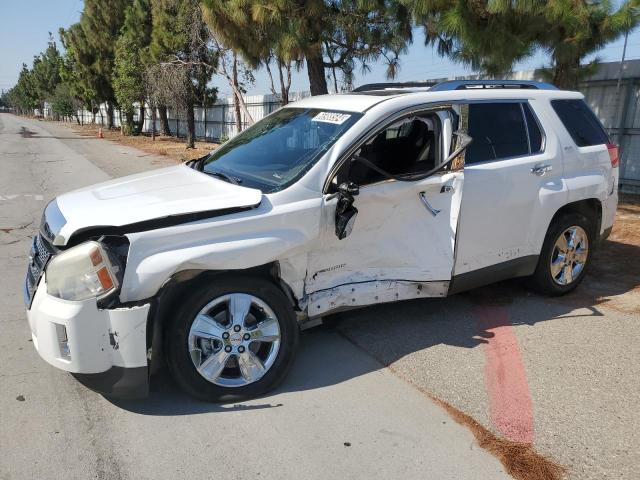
<box><xmin>466</xmin><ymin>103</ymin><xmax>530</xmax><ymax>164</ymax></box>
<box><xmin>523</xmin><ymin>103</ymin><xmax>544</xmax><ymax>153</ymax></box>
<box><xmin>349</xmin><ymin>114</ymin><xmax>441</xmax><ymax>186</ymax></box>
<box><xmin>551</xmin><ymin>99</ymin><xmax>609</xmax><ymax>147</ymax></box>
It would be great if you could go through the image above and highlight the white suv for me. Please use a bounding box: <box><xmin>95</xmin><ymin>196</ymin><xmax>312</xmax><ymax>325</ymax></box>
<box><xmin>25</xmin><ymin>80</ymin><xmax>619</xmax><ymax>401</ymax></box>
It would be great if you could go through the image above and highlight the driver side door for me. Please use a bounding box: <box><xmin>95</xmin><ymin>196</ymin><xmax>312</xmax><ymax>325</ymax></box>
<box><xmin>305</xmin><ymin>108</ymin><xmax>465</xmax><ymax>315</ymax></box>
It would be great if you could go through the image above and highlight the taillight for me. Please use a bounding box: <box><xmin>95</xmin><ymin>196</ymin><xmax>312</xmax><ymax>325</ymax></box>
<box><xmin>607</xmin><ymin>144</ymin><xmax>619</xmax><ymax>168</ymax></box>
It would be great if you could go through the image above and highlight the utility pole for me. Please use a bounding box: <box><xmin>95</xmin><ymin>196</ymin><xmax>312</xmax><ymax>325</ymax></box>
<box><xmin>614</xmin><ymin>30</ymin><xmax>629</xmax><ymax>110</ymax></box>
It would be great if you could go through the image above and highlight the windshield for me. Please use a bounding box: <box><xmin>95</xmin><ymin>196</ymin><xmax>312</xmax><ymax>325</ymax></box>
<box><xmin>202</xmin><ymin>108</ymin><xmax>362</xmax><ymax>192</ymax></box>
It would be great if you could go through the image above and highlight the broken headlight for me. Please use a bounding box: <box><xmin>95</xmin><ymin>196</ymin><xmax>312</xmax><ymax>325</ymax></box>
<box><xmin>46</xmin><ymin>241</ymin><xmax>120</xmax><ymax>301</ymax></box>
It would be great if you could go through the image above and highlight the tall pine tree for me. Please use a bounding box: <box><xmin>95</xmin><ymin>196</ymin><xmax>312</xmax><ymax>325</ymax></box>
<box><xmin>149</xmin><ymin>0</ymin><xmax>215</xmax><ymax>148</ymax></box>
<box><xmin>113</xmin><ymin>0</ymin><xmax>152</xmax><ymax>134</ymax></box>
<box><xmin>61</xmin><ymin>0</ymin><xmax>130</xmax><ymax>128</ymax></box>
<box><xmin>201</xmin><ymin>0</ymin><xmax>412</xmax><ymax>95</ymax></box>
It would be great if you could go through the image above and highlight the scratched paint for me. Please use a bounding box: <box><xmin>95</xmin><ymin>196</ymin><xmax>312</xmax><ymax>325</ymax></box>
<box><xmin>475</xmin><ymin>305</ymin><xmax>535</xmax><ymax>444</ymax></box>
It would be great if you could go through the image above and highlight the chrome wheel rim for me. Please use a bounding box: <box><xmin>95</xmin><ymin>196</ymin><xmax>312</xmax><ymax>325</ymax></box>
<box><xmin>550</xmin><ymin>226</ymin><xmax>589</xmax><ymax>285</ymax></box>
<box><xmin>188</xmin><ymin>293</ymin><xmax>281</xmax><ymax>387</ymax></box>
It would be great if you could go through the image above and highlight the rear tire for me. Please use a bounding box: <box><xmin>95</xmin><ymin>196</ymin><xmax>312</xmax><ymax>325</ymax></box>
<box><xmin>528</xmin><ymin>213</ymin><xmax>593</xmax><ymax>296</ymax></box>
<box><xmin>165</xmin><ymin>275</ymin><xmax>299</xmax><ymax>402</ymax></box>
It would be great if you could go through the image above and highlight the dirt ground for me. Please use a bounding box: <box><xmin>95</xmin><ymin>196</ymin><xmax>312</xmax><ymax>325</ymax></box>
<box><xmin>50</xmin><ymin>120</ymin><xmax>219</xmax><ymax>163</ymax></box>
<box><xmin>574</xmin><ymin>193</ymin><xmax>640</xmax><ymax>315</ymax></box>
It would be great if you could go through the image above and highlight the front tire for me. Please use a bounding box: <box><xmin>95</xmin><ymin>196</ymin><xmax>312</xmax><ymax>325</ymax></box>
<box><xmin>166</xmin><ymin>275</ymin><xmax>299</xmax><ymax>402</ymax></box>
<box><xmin>529</xmin><ymin>213</ymin><xmax>593</xmax><ymax>296</ymax></box>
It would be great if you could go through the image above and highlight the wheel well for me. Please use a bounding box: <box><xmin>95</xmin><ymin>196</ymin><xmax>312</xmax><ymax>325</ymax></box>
<box><xmin>549</xmin><ymin>198</ymin><xmax>602</xmax><ymax>245</ymax></box>
<box><xmin>145</xmin><ymin>262</ymin><xmax>298</xmax><ymax>375</ymax></box>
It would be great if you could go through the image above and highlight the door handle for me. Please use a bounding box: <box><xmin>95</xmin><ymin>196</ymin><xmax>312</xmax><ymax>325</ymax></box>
<box><xmin>419</xmin><ymin>192</ymin><xmax>440</xmax><ymax>217</ymax></box>
<box><xmin>440</xmin><ymin>184</ymin><xmax>454</xmax><ymax>193</ymax></box>
<box><xmin>530</xmin><ymin>164</ymin><xmax>552</xmax><ymax>176</ymax></box>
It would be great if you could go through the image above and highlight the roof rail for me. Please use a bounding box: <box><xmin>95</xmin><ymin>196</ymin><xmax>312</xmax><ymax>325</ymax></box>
<box><xmin>352</xmin><ymin>81</ymin><xmax>436</xmax><ymax>92</ymax></box>
<box><xmin>430</xmin><ymin>80</ymin><xmax>558</xmax><ymax>91</ymax></box>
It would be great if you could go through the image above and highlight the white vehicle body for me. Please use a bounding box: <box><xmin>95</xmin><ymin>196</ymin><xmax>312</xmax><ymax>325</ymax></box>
<box><xmin>25</xmin><ymin>81</ymin><xmax>619</xmax><ymax>398</ymax></box>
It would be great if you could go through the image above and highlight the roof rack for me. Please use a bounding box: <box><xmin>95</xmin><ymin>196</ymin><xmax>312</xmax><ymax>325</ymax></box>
<box><xmin>430</xmin><ymin>80</ymin><xmax>558</xmax><ymax>91</ymax></box>
<box><xmin>352</xmin><ymin>81</ymin><xmax>436</xmax><ymax>93</ymax></box>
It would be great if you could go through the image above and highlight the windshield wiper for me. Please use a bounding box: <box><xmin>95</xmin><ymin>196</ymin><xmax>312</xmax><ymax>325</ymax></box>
<box><xmin>204</xmin><ymin>170</ymin><xmax>242</xmax><ymax>185</ymax></box>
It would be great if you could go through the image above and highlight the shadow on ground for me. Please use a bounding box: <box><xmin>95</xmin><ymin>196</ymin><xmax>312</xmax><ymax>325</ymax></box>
<box><xmin>109</xmin><ymin>201</ymin><xmax>640</xmax><ymax>415</ymax></box>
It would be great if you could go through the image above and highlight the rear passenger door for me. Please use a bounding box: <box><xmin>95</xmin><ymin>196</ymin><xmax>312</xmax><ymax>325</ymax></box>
<box><xmin>453</xmin><ymin>100</ymin><xmax>566</xmax><ymax>284</ymax></box>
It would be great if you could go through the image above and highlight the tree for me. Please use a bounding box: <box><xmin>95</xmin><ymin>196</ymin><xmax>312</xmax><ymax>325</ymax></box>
<box><xmin>50</xmin><ymin>83</ymin><xmax>82</xmax><ymax>121</ymax></box>
<box><xmin>201</xmin><ymin>0</ymin><xmax>412</xmax><ymax>95</ymax></box>
<box><xmin>113</xmin><ymin>0</ymin><xmax>152</xmax><ymax>135</ymax></box>
<box><xmin>210</xmin><ymin>36</ymin><xmax>255</xmax><ymax>130</ymax></box>
<box><xmin>149</xmin><ymin>0</ymin><xmax>215</xmax><ymax>148</ymax></box>
<box><xmin>6</xmin><ymin>65</ymin><xmax>38</xmax><ymax>115</ymax></box>
<box><xmin>263</xmin><ymin>54</ymin><xmax>297</xmax><ymax>104</ymax></box>
<box><xmin>532</xmin><ymin>0</ymin><xmax>639</xmax><ymax>89</ymax></box>
<box><xmin>30</xmin><ymin>34</ymin><xmax>64</xmax><ymax>113</ymax></box>
<box><xmin>403</xmin><ymin>0</ymin><xmax>640</xmax><ymax>90</ymax></box>
<box><xmin>61</xmin><ymin>0</ymin><xmax>131</xmax><ymax>128</ymax></box>
<box><xmin>59</xmin><ymin>28</ymin><xmax>99</xmax><ymax>122</ymax></box>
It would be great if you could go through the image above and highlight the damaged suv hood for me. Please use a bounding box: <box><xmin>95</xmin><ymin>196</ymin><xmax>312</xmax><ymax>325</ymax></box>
<box><xmin>47</xmin><ymin>165</ymin><xmax>262</xmax><ymax>246</ymax></box>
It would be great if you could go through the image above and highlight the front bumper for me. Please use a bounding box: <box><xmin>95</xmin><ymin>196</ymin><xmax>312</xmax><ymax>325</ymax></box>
<box><xmin>26</xmin><ymin>274</ymin><xmax>151</xmax><ymax>398</ymax></box>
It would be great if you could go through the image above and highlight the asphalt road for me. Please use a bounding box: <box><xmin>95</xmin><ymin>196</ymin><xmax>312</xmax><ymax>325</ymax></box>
<box><xmin>0</xmin><ymin>114</ymin><xmax>510</xmax><ymax>479</ymax></box>
<box><xmin>1</xmin><ymin>114</ymin><xmax>639</xmax><ymax>480</ymax></box>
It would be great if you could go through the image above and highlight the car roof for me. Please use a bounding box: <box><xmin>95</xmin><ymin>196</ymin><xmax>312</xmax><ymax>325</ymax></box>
<box><xmin>286</xmin><ymin>86</ymin><xmax>583</xmax><ymax>114</ymax></box>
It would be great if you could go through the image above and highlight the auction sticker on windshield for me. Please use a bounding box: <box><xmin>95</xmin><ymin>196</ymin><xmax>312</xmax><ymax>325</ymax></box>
<box><xmin>312</xmin><ymin>112</ymin><xmax>352</xmax><ymax>124</ymax></box>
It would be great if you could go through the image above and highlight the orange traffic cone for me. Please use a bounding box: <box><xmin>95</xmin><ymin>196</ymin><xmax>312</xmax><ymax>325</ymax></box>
<box><xmin>98</xmin><ymin>127</ymin><xmax>104</xmax><ymax>139</ymax></box>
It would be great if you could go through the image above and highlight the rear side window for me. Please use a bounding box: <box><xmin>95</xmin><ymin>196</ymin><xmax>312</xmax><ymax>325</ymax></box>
<box><xmin>466</xmin><ymin>102</ymin><xmax>542</xmax><ymax>164</ymax></box>
<box><xmin>551</xmin><ymin>99</ymin><xmax>609</xmax><ymax>147</ymax></box>
<box><xmin>523</xmin><ymin>104</ymin><xmax>543</xmax><ymax>152</ymax></box>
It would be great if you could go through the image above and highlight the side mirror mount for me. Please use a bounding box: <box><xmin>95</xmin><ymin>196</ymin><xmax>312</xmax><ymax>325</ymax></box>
<box><xmin>326</xmin><ymin>181</ymin><xmax>359</xmax><ymax>201</ymax></box>
<box><xmin>446</xmin><ymin>131</ymin><xmax>472</xmax><ymax>171</ymax></box>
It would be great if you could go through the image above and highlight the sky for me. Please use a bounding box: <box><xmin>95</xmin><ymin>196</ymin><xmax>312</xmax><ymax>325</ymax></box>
<box><xmin>2</xmin><ymin>0</ymin><xmax>640</xmax><ymax>97</ymax></box>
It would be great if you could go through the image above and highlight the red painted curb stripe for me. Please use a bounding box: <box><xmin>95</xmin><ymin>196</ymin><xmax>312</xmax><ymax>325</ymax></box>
<box><xmin>475</xmin><ymin>306</ymin><xmax>535</xmax><ymax>444</ymax></box>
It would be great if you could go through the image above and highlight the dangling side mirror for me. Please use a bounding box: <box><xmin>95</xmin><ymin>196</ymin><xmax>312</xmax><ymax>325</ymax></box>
<box><xmin>330</xmin><ymin>182</ymin><xmax>359</xmax><ymax>240</ymax></box>
<box><xmin>336</xmin><ymin>200</ymin><xmax>358</xmax><ymax>239</ymax></box>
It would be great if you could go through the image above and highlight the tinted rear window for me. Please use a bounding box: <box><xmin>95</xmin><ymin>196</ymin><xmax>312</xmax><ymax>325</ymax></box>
<box><xmin>551</xmin><ymin>99</ymin><xmax>609</xmax><ymax>147</ymax></box>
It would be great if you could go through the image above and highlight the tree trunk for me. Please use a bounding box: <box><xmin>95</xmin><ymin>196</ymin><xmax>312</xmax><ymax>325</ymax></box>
<box><xmin>306</xmin><ymin>48</ymin><xmax>328</xmax><ymax>96</ymax></box>
<box><xmin>278</xmin><ymin>59</ymin><xmax>290</xmax><ymax>105</ymax></box>
<box><xmin>151</xmin><ymin>106</ymin><xmax>156</xmax><ymax>141</ymax></box>
<box><xmin>124</xmin><ymin>110</ymin><xmax>135</xmax><ymax>135</ymax></box>
<box><xmin>552</xmin><ymin>57</ymin><xmax>581</xmax><ymax>90</ymax></box>
<box><xmin>106</xmin><ymin>102</ymin><xmax>115</xmax><ymax>129</ymax></box>
<box><xmin>158</xmin><ymin>105</ymin><xmax>171</xmax><ymax>136</ymax></box>
<box><xmin>134</xmin><ymin>102</ymin><xmax>145</xmax><ymax>135</ymax></box>
<box><xmin>186</xmin><ymin>100</ymin><xmax>195</xmax><ymax>149</ymax></box>
<box><xmin>232</xmin><ymin>54</ymin><xmax>242</xmax><ymax>132</ymax></box>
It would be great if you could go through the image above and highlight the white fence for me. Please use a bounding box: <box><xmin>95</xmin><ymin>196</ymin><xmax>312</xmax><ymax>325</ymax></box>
<box><xmin>46</xmin><ymin>60</ymin><xmax>640</xmax><ymax>191</ymax></box>
<box><xmin>48</xmin><ymin>92</ymin><xmax>311</xmax><ymax>142</ymax></box>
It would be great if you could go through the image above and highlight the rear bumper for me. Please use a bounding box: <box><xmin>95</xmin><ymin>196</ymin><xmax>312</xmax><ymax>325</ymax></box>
<box><xmin>26</xmin><ymin>274</ymin><xmax>150</xmax><ymax>398</ymax></box>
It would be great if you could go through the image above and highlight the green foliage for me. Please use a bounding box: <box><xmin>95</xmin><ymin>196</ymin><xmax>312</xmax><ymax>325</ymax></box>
<box><xmin>5</xmin><ymin>36</ymin><xmax>64</xmax><ymax>114</ymax></box>
<box><xmin>148</xmin><ymin>0</ymin><xmax>216</xmax><ymax>104</ymax></box>
<box><xmin>50</xmin><ymin>83</ymin><xmax>78</xmax><ymax>117</ymax></box>
<box><xmin>60</xmin><ymin>0</ymin><xmax>131</xmax><ymax>108</ymax></box>
<box><xmin>148</xmin><ymin>0</ymin><xmax>216</xmax><ymax>146</ymax></box>
<box><xmin>201</xmin><ymin>0</ymin><xmax>412</xmax><ymax>94</ymax></box>
<box><xmin>6</xmin><ymin>65</ymin><xmax>38</xmax><ymax>113</ymax></box>
<box><xmin>402</xmin><ymin>0</ymin><xmax>640</xmax><ymax>89</ymax></box>
<box><xmin>113</xmin><ymin>0</ymin><xmax>152</xmax><ymax>133</ymax></box>
<box><xmin>30</xmin><ymin>35</ymin><xmax>64</xmax><ymax>108</ymax></box>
